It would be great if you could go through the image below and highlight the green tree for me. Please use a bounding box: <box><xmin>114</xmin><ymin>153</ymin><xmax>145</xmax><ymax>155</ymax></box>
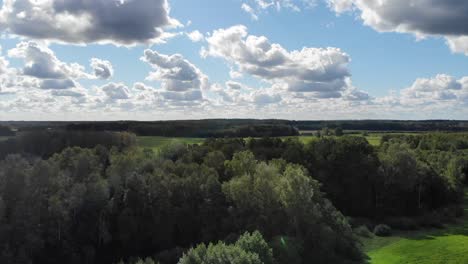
<box><xmin>178</xmin><ymin>231</ymin><xmax>272</xmax><ymax>264</ymax></box>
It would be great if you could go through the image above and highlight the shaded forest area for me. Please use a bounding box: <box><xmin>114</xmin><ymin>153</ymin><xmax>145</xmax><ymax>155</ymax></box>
<box><xmin>0</xmin><ymin>130</ymin><xmax>467</xmax><ymax>264</ymax></box>
<box><xmin>1</xmin><ymin>119</ymin><xmax>468</xmax><ymax>138</ymax></box>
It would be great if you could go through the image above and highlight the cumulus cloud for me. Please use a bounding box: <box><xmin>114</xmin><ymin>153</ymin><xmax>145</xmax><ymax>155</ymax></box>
<box><xmin>161</xmin><ymin>90</ymin><xmax>203</xmax><ymax>101</ymax></box>
<box><xmin>40</xmin><ymin>78</ymin><xmax>76</xmax><ymax>90</ymax></box>
<box><xmin>327</xmin><ymin>0</ymin><xmax>468</xmax><ymax>55</ymax></box>
<box><xmin>0</xmin><ymin>46</ymin><xmax>9</xmax><ymax>75</ymax></box>
<box><xmin>0</xmin><ymin>0</ymin><xmax>179</xmax><ymax>45</ymax></box>
<box><xmin>51</xmin><ymin>89</ymin><xmax>85</xmax><ymax>98</ymax></box>
<box><xmin>8</xmin><ymin>41</ymin><xmax>89</xmax><ymax>80</ymax></box>
<box><xmin>253</xmin><ymin>92</ymin><xmax>282</xmax><ymax>105</ymax></box>
<box><xmin>226</xmin><ymin>80</ymin><xmax>244</xmax><ymax>90</ymax></box>
<box><xmin>400</xmin><ymin>74</ymin><xmax>463</xmax><ymax>104</ymax></box>
<box><xmin>101</xmin><ymin>82</ymin><xmax>130</xmax><ymax>101</ymax></box>
<box><xmin>240</xmin><ymin>0</ymin><xmax>317</xmax><ymax>19</ymax></box>
<box><xmin>187</xmin><ymin>30</ymin><xmax>204</xmax><ymax>42</ymax></box>
<box><xmin>90</xmin><ymin>58</ymin><xmax>113</xmax><ymax>80</ymax></box>
<box><xmin>203</xmin><ymin>25</ymin><xmax>352</xmax><ymax>99</ymax></box>
<box><xmin>142</xmin><ymin>49</ymin><xmax>207</xmax><ymax>101</ymax></box>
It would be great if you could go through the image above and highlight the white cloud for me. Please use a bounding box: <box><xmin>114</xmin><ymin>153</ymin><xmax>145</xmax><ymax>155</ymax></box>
<box><xmin>0</xmin><ymin>0</ymin><xmax>180</xmax><ymax>45</ymax></box>
<box><xmin>90</xmin><ymin>58</ymin><xmax>113</xmax><ymax>80</ymax></box>
<box><xmin>203</xmin><ymin>25</ymin><xmax>352</xmax><ymax>99</ymax></box>
<box><xmin>186</xmin><ymin>30</ymin><xmax>204</xmax><ymax>42</ymax></box>
<box><xmin>101</xmin><ymin>82</ymin><xmax>130</xmax><ymax>100</ymax></box>
<box><xmin>328</xmin><ymin>0</ymin><xmax>468</xmax><ymax>55</ymax></box>
<box><xmin>226</xmin><ymin>80</ymin><xmax>244</xmax><ymax>90</ymax></box>
<box><xmin>229</xmin><ymin>68</ymin><xmax>243</xmax><ymax>79</ymax></box>
<box><xmin>252</xmin><ymin>92</ymin><xmax>282</xmax><ymax>105</ymax></box>
<box><xmin>241</xmin><ymin>0</ymin><xmax>318</xmax><ymax>19</ymax></box>
<box><xmin>326</xmin><ymin>0</ymin><xmax>353</xmax><ymax>13</ymax></box>
<box><xmin>40</xmin><ymin>78</ymin><xmax>76</xmax><ymax>90</ymax></box>
<box><xmin>400</xmin><ymin>74</ymin><xmax>463</xmax><ymax>104</ymax></box>
<box><xmin>142</xmin><ymin>49</ymin><xmax>208</xmax><ymax>101</ymax></box>
<box><xmin>8</xmin><ymin>41</ymin><xmax>89</xmax><ymax>80</ymax></box>
<box><xmin>241</xmin><ymin>3</ymin><xmax>259</xmax><ymax>20</ymax></box>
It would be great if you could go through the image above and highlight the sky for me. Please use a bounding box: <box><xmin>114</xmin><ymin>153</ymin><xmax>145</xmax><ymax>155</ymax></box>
<box><xmin>0</xmin><ymin>0</ymin><xmax>468</xmax><ymax>120</ymax></box>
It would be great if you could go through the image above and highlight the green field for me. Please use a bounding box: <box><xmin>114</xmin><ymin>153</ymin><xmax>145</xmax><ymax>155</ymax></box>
<box><xmin>137</xmin><ymin>136</ymin><xmax>205</xmax><ymax>151</ymax></box>
<box><xmin>136</xmin><ymin>134</ymin><xmax>383</xmax><ymax>150</ymax></box>
<box><xmin>364</xmin><ymin>189</ymin><xmax>468</xmax><ymax>264</ymax></box>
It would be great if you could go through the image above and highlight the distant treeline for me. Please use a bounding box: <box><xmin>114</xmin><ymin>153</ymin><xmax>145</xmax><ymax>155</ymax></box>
<box><xmin>0</xmin><ymin>131</ymin><xmax>136</xmax><ymax>160</ymax></box>
<box><xmin>65</xmin><ymin>120</ymin><xmax>299</xmax><ymax>137</ymax></box>
<box><xmin>292</xmin><ymin>120</ymin><xmax>468</xmax><ymax>132</ymax></box>
<box><xmin>1</xmin><ymin>119</ymin><xmax>468</xmax><ymax>138</ymax></box>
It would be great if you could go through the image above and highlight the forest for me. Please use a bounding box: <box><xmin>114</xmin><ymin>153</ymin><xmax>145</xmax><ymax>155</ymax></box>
<box><xmin>0</xmin><ymin>130</ymin><xmax>467</xmax><ymax>264</ymax></box>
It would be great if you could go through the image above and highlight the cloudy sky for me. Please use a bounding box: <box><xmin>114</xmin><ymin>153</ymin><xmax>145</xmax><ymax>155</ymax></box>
<box><xmin>0</xmin><ymin>0</ymin><xmax>468</xmax><ymax>120</ymax></box>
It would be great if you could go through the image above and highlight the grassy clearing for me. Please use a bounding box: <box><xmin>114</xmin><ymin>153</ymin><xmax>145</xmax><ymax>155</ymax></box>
<box><xmin>363</xmin><ymin>189</ymin><xmax>468</xmax><ymax>264</ymax></box>
<box><xmin>137</xmin><ymin>136</ymin><xmax>205</xmax><ymax>151</ymax></box>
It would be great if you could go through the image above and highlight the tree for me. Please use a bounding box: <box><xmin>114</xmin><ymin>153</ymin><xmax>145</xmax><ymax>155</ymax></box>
<box><xmin>178</xmin><ymin>231</ymin><xmax>272</xmax><ymax>264</ymax></box>
<box><xmin>334</xmin><ymin>127</ymin><xmax>344</xmax><ymax>137</ymax></box>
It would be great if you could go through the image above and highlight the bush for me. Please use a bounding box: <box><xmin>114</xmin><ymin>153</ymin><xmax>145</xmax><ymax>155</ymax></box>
<box><xmin>353</xmin><ymin>225</ymin><xmax>373</xmax><ymax>238</ymax></box>
<box><xmin>373</xmin><ymin>224</ymin><xmax>392</xmax><ymax>237</ymax></box>
<box><xmin>384</xmin><ymin>217</ymin><xmax>418</xmax><ymax>231</ymax></box>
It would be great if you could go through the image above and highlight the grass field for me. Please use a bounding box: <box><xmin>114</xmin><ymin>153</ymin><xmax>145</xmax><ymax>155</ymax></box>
<box><xmin>363</xmin><ymin>189</ymin><xmax>468</xmax><ymax>264</ymax></box>
<box><xmin>136</xmin><ymin>132</ymin><xmax>427</xmax><ymax>151</ymax></box>
<box><xmin>136</xmin><ymin>134</ymin><xmax>383</xmax><ymax>150</ymax></box>
<box><xmin>137</xmin><ymin>136</ymin><xmax>205</xmax><ymax>151</ymax></box>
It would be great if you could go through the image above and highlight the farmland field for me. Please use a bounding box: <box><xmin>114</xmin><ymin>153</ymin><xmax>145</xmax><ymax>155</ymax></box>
<box><xmin>136</xmin><ymin>133</ymin><xmax>396</xmax><ymax>150</ymax></box>
<box><xmin>363</xmin><ymin>189</ymin><xmax>468</xmax><ymax>264</ymax></box>
<box><xmin>137</xmin><ymin>136</ymin><xmax>205</xmax><ymax>150</ymax></box>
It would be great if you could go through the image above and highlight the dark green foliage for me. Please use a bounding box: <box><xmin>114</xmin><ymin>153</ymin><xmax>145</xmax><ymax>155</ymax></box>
<box><xmin>179</xmin><ymin>232</ymin><xmax>273</xmax><ymax>264</ymax></box>
<box><xmin>0</xmin><ymin>130</ymin><xmax>136</xmax><ymax>159</ymax></box>
<box><xmin>373</xmin><ymin>224</ymin><xmax>392</xmax><ymax>237</ymax></box>
<box><xmin>222</xmin><ymin>153</ymin><xmax>363</xmax><ymax>263</ymax></box>
<box><xmin>1</xmin><ymin>130</ymin><xmax>467</xmax><ymax>264</ymax></box>
<box><xmin>65</xmin><ymin>120</ymin><xmax>299</xmax><ymax>138</ymax></box>
<box><xmin>353</xmin><ymin>226</ymin><xmax>373</xmax><ymax>238</ymax></box>
<box><xmin>303</xmin><ymin>137</ymin><xmax>380</xmax><ymax>217</ymax></box>
<box><xmin>270</xmin><ymin>236</ymin><xmax>303</xmax><ymax>264</ymax></box>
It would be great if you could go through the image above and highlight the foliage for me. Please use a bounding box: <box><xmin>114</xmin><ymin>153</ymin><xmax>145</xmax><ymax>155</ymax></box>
<box><xmin>178</xmin><ymin>231</ymin><xmax>272</xmax><ymax>264</ymax></box>
<box><xmin>1</xmin><ymin>130</ymin><xmax>468</xmax><ymax>264</ymax></box>
<box><xmin>373</xmin><ymin>225</ymin><xmax>392</xmax><ymax>237</ymax></box>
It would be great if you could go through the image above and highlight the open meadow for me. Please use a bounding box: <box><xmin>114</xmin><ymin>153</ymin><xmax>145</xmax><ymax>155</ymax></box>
<box><xmin>363</xmin><ymin>189</ymin><xmax>468</xmax><ymax>264</ymax></box>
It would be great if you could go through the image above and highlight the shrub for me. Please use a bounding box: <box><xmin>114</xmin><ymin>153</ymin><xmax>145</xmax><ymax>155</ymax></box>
<box><xmin>373</xmin><ymin>224</ymin><xmax>392</xmax><ymax>237</ymax></box>
<box><xmin>353</xmin><ymin>225</ymin><xmax>373</xmax><ymax>238</ymax></box>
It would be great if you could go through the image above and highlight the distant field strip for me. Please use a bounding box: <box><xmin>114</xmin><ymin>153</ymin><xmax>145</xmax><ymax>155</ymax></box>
<box><xmin>137</xmin><ymin>136</ymin><xmax>205</xmax><ymax>150</ymax></box>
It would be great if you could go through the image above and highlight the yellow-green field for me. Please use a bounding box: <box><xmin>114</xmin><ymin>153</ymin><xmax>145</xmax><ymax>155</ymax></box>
<box><xmin>136</xmin><ymin>136</ymin><xmax>205</xmax><ymax>151</ymax></box>
<box><xmin>136</xmin><ymin>134</ymin><xmax>382</xmax><ymax>150</ymax></box>
<box><xmin>363</xmin><ymin>189</ymin><xmax>468</xmax><ymax>264</ymax></box>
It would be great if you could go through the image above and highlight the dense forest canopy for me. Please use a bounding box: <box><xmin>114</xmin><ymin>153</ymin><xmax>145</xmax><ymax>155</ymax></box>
<box><xmin>0</xmin><ymin>130</ymin><xmax>467</xmax><ymax>264</ymax></box>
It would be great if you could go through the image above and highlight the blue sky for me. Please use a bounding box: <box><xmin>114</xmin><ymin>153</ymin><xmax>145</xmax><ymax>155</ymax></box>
<box><xmin>0</xmin><ymin>0</ymin><xmax>468</xmax><ymax>120</ymax></box>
